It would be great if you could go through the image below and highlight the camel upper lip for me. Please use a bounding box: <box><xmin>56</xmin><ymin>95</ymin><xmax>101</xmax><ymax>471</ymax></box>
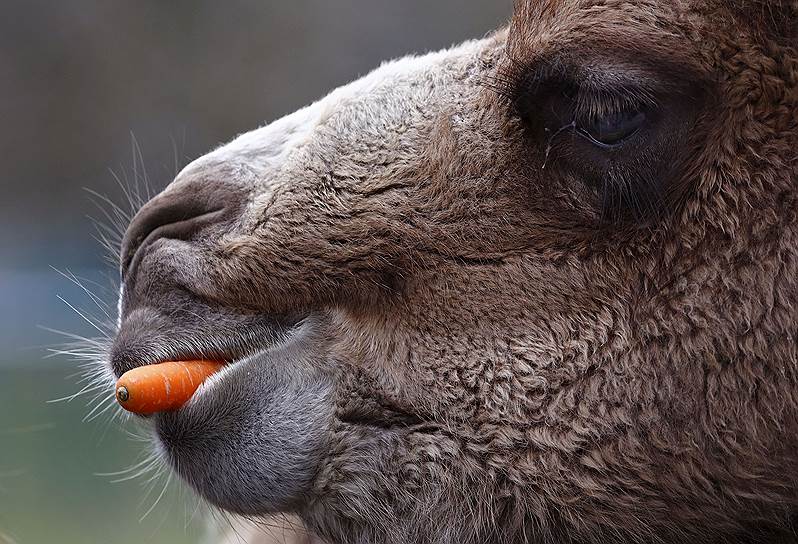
<box><xmin>112</xmin><ymin>341</ymin><xmax>263</xmax><ymax>383</ymax></box>
<box><xmin>109</xmin><ymin>307</ymin><xmax>305</xmax><ymax>380</ymax></box>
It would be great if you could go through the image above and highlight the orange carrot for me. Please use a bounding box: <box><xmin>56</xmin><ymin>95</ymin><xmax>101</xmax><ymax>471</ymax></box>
<box><xmin>115</xmin><ymin>360</ymin><xmax>225</xmax><ymax>415</ymax></box>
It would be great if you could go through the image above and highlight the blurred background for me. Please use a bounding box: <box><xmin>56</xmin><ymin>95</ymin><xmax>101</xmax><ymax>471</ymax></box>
<box><xmin>0</xmin><ymin>1</ymin><xmax>511</xmax><ymax>543</ymax></box>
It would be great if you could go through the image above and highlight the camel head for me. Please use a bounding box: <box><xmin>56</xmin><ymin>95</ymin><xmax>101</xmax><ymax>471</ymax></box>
<box><xmin>107</xmin><ymin>1</ymin><xmax>798</xmax><ymax>542</ymax></box>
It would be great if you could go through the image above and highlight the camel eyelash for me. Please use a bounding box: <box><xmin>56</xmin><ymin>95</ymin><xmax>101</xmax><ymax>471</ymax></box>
<box><xmin>571</xmin><ymin>88</ymin><xmax>658</xmax><ymax>123</ymax></box>
<box><xmin>493</xmin><ymin>56</ymin><xmax>662</xmax><ymax>125</ymax></box>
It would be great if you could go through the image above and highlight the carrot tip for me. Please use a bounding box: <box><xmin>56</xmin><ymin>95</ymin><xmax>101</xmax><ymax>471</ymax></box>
<box><xmin>116</xmin><ymin>385</ymin><xmax>130</xmax><ymax>403</ymax></box>
<box><xmin>114</xmin><ymin>360</ymin><xmax>225</xmax><ymax>414</ymax></box>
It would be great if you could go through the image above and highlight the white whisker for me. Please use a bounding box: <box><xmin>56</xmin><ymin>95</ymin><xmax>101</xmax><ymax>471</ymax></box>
<box><xmin>138</xmin><ymin>464</ymin><xmax>171</xmax><ymax>522</ymax></box>
<box><xmin>96</xmin><ymin>454</ymin><xmax>158</xmax><ymax>478</ymax></box>
<box><xmin>38</xmin><ymin>326</ymin><xmax>107</xmax><ymax>347</ymax></box>
<box><xmin>82</xmin><ymin>392</ymin><xmax>117</xmax><ymax>422</ymax></box>
<box><xmin>55</xmin><ymin>295</ymin><xmax>111</xmax><ymax>337</ymax></box>
<box><xmin>47</xmin><ymin>382</ymin><xmax>107</xmax><ymax>404</ymax></box>
<box><xmin>109</xmin><ymin>167</ymin><xmax>141</xmax><ymax>217</ymax></box>
<box><xmin>109</xmin><ymin>459</ymin><xmax>162</xmax><ymax>484</ymax></box>
<box><xmin>84</xmin><ymin>187</ymin><xmax>132</xmax><ymax>225</ymax></box>
<box><xmin>49</xmin><ymin>266</ymin><xmax>113</xmax><ymax>318</ymax></box>
<box><xmin>131</xmin><ymin>132</ymin><xmax>154</xmax><ymax>203</ymax></box>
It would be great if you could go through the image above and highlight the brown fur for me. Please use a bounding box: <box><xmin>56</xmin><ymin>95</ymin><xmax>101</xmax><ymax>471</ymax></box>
<box><xmin>110</xmin><ymin>1</ymin><xmax>797</xmax><ymax>543</ymax></box>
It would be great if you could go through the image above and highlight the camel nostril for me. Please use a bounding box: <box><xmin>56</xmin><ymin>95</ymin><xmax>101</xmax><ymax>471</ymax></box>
<box><xmin>120</xmin><ymin>182</ymin><xmax>245</xmax><ymax>282</ymax></box>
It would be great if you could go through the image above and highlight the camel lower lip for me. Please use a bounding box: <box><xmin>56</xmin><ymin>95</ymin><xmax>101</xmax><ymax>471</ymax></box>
<box><xmin>183</xmin><ymin>350</ymin><xmax>272</xmax><ymax>406</ymax></box>
<box><xmin>176</xmin><ymin>319</ymin><xmax>320</xmax><ymax>413</ymax></box>
<box><xmin>151</xmin><ymin>322</ymin><xmax>332</xmax><ymax>517</ymax></box>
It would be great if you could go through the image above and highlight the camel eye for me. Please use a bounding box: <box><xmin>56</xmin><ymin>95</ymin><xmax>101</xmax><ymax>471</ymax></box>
<box><xmin>580</xmin><ymin>109</ymin><xmax>646</xmax><ymax>147</ymax></box>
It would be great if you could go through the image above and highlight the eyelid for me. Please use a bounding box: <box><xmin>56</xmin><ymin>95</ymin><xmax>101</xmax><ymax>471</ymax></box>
<box><xmin>501</xmin><ymin>57</ymin><xmax>677</xmax><ymax>122</ymax></box>
<box><xmin>506</xmin><ymin>70</ymin><xmax>659</xmax><ymax>126</ymax></box>
<box><xmin>572</xmin><ymin>89</ymin><xmax>657</xmax><ymax>122</ymax></box>
<box><xmin>576</xmin><ymin>126</ymin><xmax>642</xmax><ymax>149</ymax></box>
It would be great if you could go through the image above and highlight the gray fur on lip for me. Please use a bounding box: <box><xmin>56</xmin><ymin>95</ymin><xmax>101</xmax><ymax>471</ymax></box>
<box><xmin>155</xmin><ymin>326</ymin><xmax>334</xmax><ymax>515</ymax></box>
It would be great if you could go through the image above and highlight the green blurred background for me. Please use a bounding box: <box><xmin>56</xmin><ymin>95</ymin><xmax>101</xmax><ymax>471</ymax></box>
<box><xmin>0</xmin><ymin>1</ymin><xmax>510</xmax><ymax>542</ymax></box>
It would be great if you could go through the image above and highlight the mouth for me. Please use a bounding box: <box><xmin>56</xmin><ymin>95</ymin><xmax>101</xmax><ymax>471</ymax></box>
<box><xmin>115</xmin><ymin>359</ymin><xmax>228</xmax><ymax>415</ymax></box>
<box><xmin>109</xmin><ymin>302</ymin><xmax>309</xmax><ymax>414</ymax></box>
<box><xmin>108</xmin><ymin>304</ymin><xmax>335</xmax><ymax>515</ymax></box>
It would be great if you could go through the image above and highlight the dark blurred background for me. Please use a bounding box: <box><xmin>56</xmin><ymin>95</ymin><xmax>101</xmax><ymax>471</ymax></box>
<box><xmin>0</xmin><ymin>1</ymin><xmax>511</xmax><ymax>543</ymax></box>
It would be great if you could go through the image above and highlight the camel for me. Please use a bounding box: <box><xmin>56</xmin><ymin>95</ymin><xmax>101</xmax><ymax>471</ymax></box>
<box><xmin>105</xmin><ymin>1</ymin><xmax>797</xmax><ymax>542</ymax></box>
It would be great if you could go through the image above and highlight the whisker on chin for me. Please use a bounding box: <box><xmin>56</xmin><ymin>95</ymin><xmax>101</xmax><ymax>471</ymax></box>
<box><xmin>99</xmin><ymin>455</ymin><xmax>162</xmax><ymax>484</ymax></box>
<box><xmin>41</xmin><ymin>328</ymin><xmax>115</xmax><ymax>424</ymax></box>
<box><xmin>46</xmin><ymin>381</ymin><xmax>107</xmax><ymax>404</ymax></box>
<box><xmin>90</xmin><ymin>405</ymin><xmax>129</xmax><ymax>445</ymax></box>
<box><xmin>83</xmin><ymin>392</ymin><xmax>119</xmax><ymax>423</ymax></box>
<box><xmin>138</xmin><ymin>464</ymin><xmax>172</xmax><ymax>522</ymax></box>
<box><xmin>203</xmin><ymin>505</ymin><xmax>235</xmax><ymax>544</ymax></box>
